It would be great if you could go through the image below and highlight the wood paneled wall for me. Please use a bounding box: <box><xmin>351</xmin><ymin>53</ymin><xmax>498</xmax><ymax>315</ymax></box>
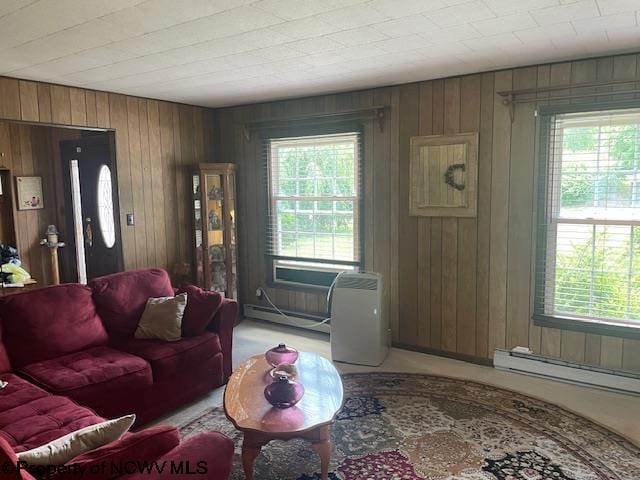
<box><xmin>0</xmin><ymin>121</ymin><xmax>79</xmax><ymax>285</ymax></box>
<box><xmin>0</xmin><ymin>76</ymin><xmax>215</xmax><ymax>285</ymax></box>
<box><xmin>217</xmin><ymin>52</ymin><xmax>640</xmax><ymax>372</ymax></box>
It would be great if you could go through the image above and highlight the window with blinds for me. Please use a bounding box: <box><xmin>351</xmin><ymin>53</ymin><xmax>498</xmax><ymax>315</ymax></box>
<box><xmin>535</xmin><ymin>107</ymin><xmax>640</xmax><ymax>329</ymax></box>
<box><xmin>265</xmin><ymin>132</ymin><xmax>362</xmax><ymax>287</ymax></box>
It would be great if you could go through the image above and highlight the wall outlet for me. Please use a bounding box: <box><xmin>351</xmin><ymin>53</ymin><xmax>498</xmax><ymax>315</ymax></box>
<box><xmin>126</xmin><ymin>213</ymin><xmax>134</xmax><ymax>226</ymax></box>
<box><xmin>256</xmin><ymin>288</ymin><xmax>264</xmax><ymax>300</ymax></box>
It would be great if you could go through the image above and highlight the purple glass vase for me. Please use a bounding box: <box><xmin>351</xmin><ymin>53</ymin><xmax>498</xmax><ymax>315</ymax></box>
<box><xmin>264</xmin><ymin>375</ymin><xmax>304</xmax><ymax>409</ymax></box>
<box><xmin>265</xmin><ymin>343</ymin><xmax>298</xmax><ymax>367</ymax></box>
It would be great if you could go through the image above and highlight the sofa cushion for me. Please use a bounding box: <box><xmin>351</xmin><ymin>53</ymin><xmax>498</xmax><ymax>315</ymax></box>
<box><xmin>177</xmin><ymin>285</ymin><xmax>222</xmax><ymax>337</ymax></box>
<box><xmin>112</xmin><ymin>332</ymin><xmax>221</xmax><ymax>383</ymax></box>
<box><xmin>17</xmin><ymin>414</ymin><xmax>135</xmax><ymax>466</ymax></box>
<box><xmin>0</xmin><ymin>374</ymin><xmax>104</xmax><ymax>453</ymax></box>
<box><xmin>0</xmin><ymin>284</ymin><xmax>108</xmax><ymax>368</ymax></box>
<box><xmin>90</xmin><ymin>269</ymin><xmax>175</xmax><ymax>337</ymax></box>
<box><xmin>134</xmin><ymin>293</ymin><xmax>187</xmax><ymax>342</ymax></box>
<box><xmin>19</xmin><ymin>347</ymin><xmax>152</xmax><ymax>415</ymax></box>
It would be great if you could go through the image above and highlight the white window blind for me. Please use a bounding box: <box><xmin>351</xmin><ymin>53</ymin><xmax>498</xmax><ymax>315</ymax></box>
<box><xmin>265</xmin><ymin>132</ymin><xmax>362</xmax><ymax>270</ymax></box>
<box><xmin>535</xmin><ymin>107</ymin><xmax>640</xmax><ymax>327</ymax></box>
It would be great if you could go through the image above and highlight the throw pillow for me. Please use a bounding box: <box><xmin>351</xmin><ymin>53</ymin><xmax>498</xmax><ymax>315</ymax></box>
<box><xmin>134</xmin><ymin>293</ymin><xmax>187</xmax><ymax>341</ymax></box>
<box><xmin>177</xmin><ymin>285</ymin><xmax>223</xmax><ymax>336</ymax></box>
<box><xmin>16</xmin><ymin>415</ymin><xmax>135</xmax><ymax>466</ymax></box>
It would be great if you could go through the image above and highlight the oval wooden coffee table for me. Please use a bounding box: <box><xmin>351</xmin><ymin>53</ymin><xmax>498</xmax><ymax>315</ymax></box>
<box><xmin>224</xmin><ymin>352</ymin><xmax>343</xmax><ymax>480</ymax></box>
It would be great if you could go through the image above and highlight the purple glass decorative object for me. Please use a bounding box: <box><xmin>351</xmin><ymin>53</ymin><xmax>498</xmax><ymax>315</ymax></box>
<box><xmin>265</xmin><ymin>343</ymin><xmax>298</xmax><ymax>367</ymax></box>
<box><xmin>264</xmin><ymin>375</ymin><xmax>305</xmax><ymax>409</ymax></box>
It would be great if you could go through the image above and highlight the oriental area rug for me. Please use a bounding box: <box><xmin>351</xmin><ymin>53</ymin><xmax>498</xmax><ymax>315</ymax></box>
<box><xmin>179</xmin><ymin>373</ymin><xmax>639</xmax><ymax>480</ymax></box>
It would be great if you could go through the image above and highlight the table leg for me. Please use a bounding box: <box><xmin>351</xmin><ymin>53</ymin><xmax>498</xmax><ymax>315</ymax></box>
<box><xmin>311</xmin><ymin>426</ymin><xmax>331</xmax><ymax>480</ymax></box>
<box><xmin>241</xmin><ymin>434</ymin><xmax>263</xmax><ymax>480</ymax></box>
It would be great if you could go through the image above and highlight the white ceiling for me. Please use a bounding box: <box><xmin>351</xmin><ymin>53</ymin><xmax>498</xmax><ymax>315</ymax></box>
<box><xmin>0</xmin><ymin>0</ymin><xmax>639</xmax><ymax>107</ymax></box>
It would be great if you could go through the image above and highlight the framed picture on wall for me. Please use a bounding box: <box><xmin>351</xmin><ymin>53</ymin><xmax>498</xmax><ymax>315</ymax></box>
<box><xmin>15</xmin><ymin>176</ymin><xmax>44</xmax><ymax>210</ymax></box>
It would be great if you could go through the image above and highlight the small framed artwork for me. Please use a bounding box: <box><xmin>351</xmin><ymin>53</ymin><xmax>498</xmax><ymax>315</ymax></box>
<box><xmin>15</xmin><ymin>176</ymin><xmax>44</xmax><ymax>210</ymax></box>
<box><xmin>409</xmin><ymin>132</ymin><xmax>478</xmax><ymax>217</ymax></box>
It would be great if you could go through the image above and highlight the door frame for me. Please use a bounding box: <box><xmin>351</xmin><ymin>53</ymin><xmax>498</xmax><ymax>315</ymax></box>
<box><xmin>59</xmin><ymin>131</ymin><xmax>124</xmax><ymax>282</ymax></box>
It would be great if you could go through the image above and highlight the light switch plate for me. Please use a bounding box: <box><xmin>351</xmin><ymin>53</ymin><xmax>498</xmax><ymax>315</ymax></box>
<box><xmin>126</xmin><ymin>213</ymin><xmax>134</xmax><ymax>226</ymax></box>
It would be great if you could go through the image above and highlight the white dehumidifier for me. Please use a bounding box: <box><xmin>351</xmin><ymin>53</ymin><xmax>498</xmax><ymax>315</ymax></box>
<box><xmin>329</xmin><ymin>271</ymin><xmax>389</xmax><ymax>366</ymax></box>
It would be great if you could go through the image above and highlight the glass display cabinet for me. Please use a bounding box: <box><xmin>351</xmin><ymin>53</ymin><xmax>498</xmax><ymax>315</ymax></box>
<box><xmin>192</xmin><ymin>163</ymin><xmax>237</xmax><ymax>299</ymax></box>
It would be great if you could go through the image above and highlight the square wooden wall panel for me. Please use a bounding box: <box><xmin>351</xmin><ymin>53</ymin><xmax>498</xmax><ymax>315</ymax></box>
<box><xmin>409</xmin><ymin>132</ymin><xmax>478</xmax><ymax>217</ymax></box>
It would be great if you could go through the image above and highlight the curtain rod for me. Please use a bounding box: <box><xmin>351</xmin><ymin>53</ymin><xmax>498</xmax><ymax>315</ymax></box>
<box><xmin>497</xmin><ymin>79</ymin><xmax>640</xmax><ymax>121</ymax></box>
<box><xmin>241</xmin><ymin>105</ymin><xmax>389</xmax><ymax>140</ymax></box>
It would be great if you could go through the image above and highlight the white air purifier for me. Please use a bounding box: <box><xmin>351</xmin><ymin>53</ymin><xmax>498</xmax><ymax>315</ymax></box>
<box><xmin>329</xmin><ymin>271</ymin><xmax>388</xmax><ymax>366</ymax></box>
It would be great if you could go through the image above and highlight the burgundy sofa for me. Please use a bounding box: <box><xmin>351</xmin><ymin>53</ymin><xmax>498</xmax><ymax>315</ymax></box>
<box><xmin>0</xmin><ymin>268</ymin><xmax>236</xmax><ymax>479</ymax></box>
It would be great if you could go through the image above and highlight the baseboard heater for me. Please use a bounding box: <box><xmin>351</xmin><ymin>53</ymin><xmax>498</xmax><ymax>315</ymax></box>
<box><xmin>494</xmin><ymin>348</ymin><xmax>640</xmax><ymax>396</ymax></box>
<box><xmin>244</xmin><ymin>304</ymin><xmax>330</xmax><ymax>334</ymax></box>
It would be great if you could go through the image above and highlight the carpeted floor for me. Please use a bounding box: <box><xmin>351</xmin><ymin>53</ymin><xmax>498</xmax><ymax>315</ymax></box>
<box><xmin>180</xmin><ymin>372</ymin><xmax>640</xmax><ymax>480</ymax></box>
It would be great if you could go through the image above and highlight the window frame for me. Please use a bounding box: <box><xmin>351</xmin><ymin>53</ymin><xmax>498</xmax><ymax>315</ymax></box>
<box><xmin>263</xmin><ymin>124</ymin><xmax>365</xmax><ymax>291</ymax></box>
<box><xmin>533</xmin><ymin>100</ymin><xmax>640</xmax><ymax>340</ymax></box>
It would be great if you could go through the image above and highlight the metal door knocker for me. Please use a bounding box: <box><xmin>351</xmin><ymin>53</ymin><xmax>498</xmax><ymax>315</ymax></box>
<box><xmin>444</xmin><ymin>163</ymin><xmax>466</xmax><ymax>191</ymax></box>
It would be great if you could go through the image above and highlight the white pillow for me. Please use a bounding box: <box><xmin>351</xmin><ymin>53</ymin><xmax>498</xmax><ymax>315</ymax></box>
<box><xmin>17</xmin><ymin>414</ymin><xmax>135</xmax><ymax>466</ymax></box>
<box><xmin>134</xmin><ymin>293</ymin><xmax>187</xmax><ymax>342</ymax></box>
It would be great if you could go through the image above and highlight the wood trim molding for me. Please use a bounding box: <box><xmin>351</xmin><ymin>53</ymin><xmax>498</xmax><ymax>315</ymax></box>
<box><xmin>533</xmin><ymin>314</ymin><xmax>640</xmax><ymax>340</ymax></box>
<box><xmin>392</xmin><ymin>342</ymin><xmax>494</xmax><ymax>367</ymax></box>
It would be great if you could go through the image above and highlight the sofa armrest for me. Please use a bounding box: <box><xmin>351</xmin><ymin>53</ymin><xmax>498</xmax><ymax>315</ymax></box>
<box><xmin>58</xmin><ymin>426</ymin><xmax>180</xmax><ymax>480</ymax></box>
<box><xmin>121</xmin><ymin>433</ymin><xmax>234</xmax><ymax>480</ymax></box>
<box><xmin>207</xmin><ymin>299</ymin><xmax>237</xmax><ymax>381</ymax></box>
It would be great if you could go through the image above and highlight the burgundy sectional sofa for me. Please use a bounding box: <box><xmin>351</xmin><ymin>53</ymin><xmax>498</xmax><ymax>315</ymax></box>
<box><xmin>0</xmin><ymin>268</ymin><xmax>236</xmax><ymax>479</ymax></box>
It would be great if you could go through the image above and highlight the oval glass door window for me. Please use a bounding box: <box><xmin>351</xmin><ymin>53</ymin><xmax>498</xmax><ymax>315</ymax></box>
<box><xmin>97</xmin><ymin>165</ymin><xmax>116</xmax><ymax>248</ymax></box>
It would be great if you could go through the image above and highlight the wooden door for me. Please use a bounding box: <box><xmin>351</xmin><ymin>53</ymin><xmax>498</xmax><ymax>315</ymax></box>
<box><xmin>60</xmin><ymin>134</ymin><xmax>123</xmax><ymax>282</ymax></box>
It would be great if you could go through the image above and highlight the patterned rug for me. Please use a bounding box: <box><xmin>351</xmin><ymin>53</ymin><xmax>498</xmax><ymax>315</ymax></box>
<box><xmin>179</xmin><ymin>373</ymin><xmax>639</xmax><ymax>479</ymax></box>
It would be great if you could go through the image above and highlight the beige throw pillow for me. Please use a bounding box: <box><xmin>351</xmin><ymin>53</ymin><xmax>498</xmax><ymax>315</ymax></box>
<box><xmin>17</xmin><ymin>414</ymin><xmax>135</xmax><ymax>466</ymax></box>
<box><xmin>134</xmin><ymin>293</ymin><xmax>187</xmax><ymax>341</ymax></box>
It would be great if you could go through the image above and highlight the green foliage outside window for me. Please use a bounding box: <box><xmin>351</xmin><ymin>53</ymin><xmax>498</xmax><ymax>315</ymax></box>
<box><xmin>273</xmin><ymin>138</ymin><xmax>357</xmax><ymax>261</ymax></box>
<box><xmin>554</xmin><ymin>121</ymin><xmax>640</xmax><ymax>322</ymax></box>
<box><xmin>554</xmin><ymin>229</ymin><xmax>640</xmax><ymax>321</ymax></box>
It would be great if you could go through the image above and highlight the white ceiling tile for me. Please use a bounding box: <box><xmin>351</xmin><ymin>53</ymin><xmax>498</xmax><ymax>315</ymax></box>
<box><xmin>0</xmin><ymin>0</ymin><xmax>37</xmax><ymax>19</ymax></box>
<box><xmin>60</xmin><ymin>52</ymin><xmax>180</xmax><ymax>84</ymax></box>
<box><xmin>596</xmin><ymin>0</ymin><xmax>640</xmax><ymax>15</ymax></box>
<box><xmin>372</xmin><ymin>14</ymin><xmax>440</xmax><ymax>37</ymax></box>
<box><xmin>9</xmin><ymin>47</ymin><xmax>137</xmax><ymax>77</ymax></box>
<box><xmin>369</xmin><ymin>0</ymin><xmax>447</xmax><ymax>18</ymax></box>
<box><xmin>218</xmin><ymin>52</ymin><xmax>268</xmax><ymax>68</ymax></box>
<box><xmin>463</xmin><ymin>32</ymin><xmax>523</xmax><ymax>51</ymax></box>
<box><xmin>327</xmin><ymin>26</ymin><xmax>390</xmax><ymax>46</ymax></box>
<box><xmin>440</xmin><ymin>0</ymin><xmax>475</xmax><ymax>5</ymax></box>
<box><xmin>301</xmin><ymin>52</ymin><xmax>348</xmax><ymax>67</ymax></box>
<box><xmin>132</xmin><ymin>0</ymin><xmax>246</xmax><ymax>27</ymax></box>
<box><xmin>288</xmin><ymin>37</ymin><xmax>344</xmax><ymax>54</ymax></box>
<box><xmin>572</xmin><ymin>12</ymin><xmax>637</xmax><ymax>33</ymax></box>
<box><xmin>165</xmin><ymin>28</ymin><xmax>294</xmax><ymax>64</ymax></box>
<box><xmin>316</xmin><ymin>4</ymin><xmax>391</xmax><ymax>30</ymax></box>
<box><xmin>530</xmin><ymin>0</ymin><xmax>601</xmax><ymax>25</ymax></box>
<box><xmin>338</xmin><ymin>43</ymin><xmax>391</xmax><ymax>60</ymax></box>
<box><xmin>550</xmin><ymin>30</ymin><xmax>610</xmax><ymax>53</ymax></box>
<box><xmin>606</xmin><ymin>24</ymin><xmax>640</xmax><ymax>44</ymax></box>
<box><xmin>0</xmin><ymin>0</ymin><xmax>637</xmax><ymax>106</ymax></box>
<box><xmin>514</xmin><ymin>22</ymin><xmax>577</xmax><ymax>42</ymax></box>
<box><xmin>416</xmin><ymin>42</ymin><xmax>474</xmax><ymax>58</ymax></box>
<box><xmin>269</xmin><ymin>16</ymin><xmax>342</xmax><ymax>39</ymax></box>
<box><xmin>425</xmin><ymin>1</ymin><xmax>496</xmax><ymax>27</ymax></box>
<box><xmin>252</xmin><ymin>45</ymin><xmax>304</xmax><ymax>61</ymax></box>
<box><xmin>422</xmin><ymin>24</ymin><xmax>481</xmax><ymax>44</ymax></box>
<box><xmin>253</xmin><ymin>0</ymin><xmax>340</xmax><ymax>20</ymax></box>
<box><xmin>471</xmin><ymin>13</ymin><xmax>537</xmax><ymax>35</ymax></box>
<box><xmin>481</xmin><ymin>0</ymin><xmax>559</xmax><ymax>15</ymax></box>
<box><xmin>374</xmin><ymin>34</ymin><xmax>433</xmax><ymax>53</ymax></box>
